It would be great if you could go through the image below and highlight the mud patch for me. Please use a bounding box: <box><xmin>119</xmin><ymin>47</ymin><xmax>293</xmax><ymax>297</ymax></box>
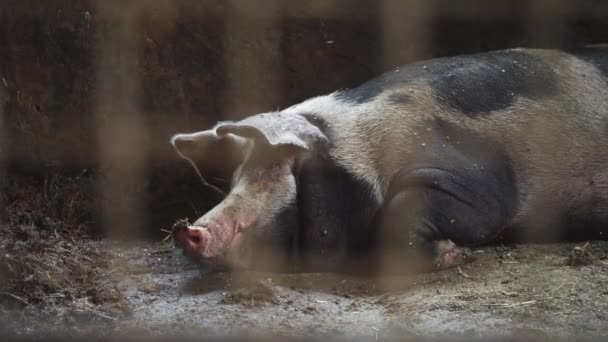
<box><xmin>171</xmin><ymin>218</ymin><xmax>191</xmax><ymax>233</ymax></box>
<box><xmin>220</xmin><ymin>278</ymin><xmax>278</xmax><ymax>308</ymax></box>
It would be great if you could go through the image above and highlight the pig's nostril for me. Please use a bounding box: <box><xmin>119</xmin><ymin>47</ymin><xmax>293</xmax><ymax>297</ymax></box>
<box><xmin>190</xmin><ymin>235</ymin><xmax>201</xmax><ymax>244</ymax></box>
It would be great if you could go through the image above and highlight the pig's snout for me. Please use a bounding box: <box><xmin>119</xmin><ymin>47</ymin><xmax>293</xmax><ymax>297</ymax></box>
<box><xmin>175</xmin><ymin>225</ymin><xmax>210</xmax><ymax>258</ymax></box>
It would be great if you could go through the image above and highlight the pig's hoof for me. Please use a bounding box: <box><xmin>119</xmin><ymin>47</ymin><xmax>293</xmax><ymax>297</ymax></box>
<box><xmin>435</xmin><ymin>240</ymin><xmax>466</xmax><ymax>269</ymax></box>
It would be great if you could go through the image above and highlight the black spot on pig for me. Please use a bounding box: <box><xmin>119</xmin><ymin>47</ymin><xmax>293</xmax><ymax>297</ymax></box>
<box><xmin>335</xmin><ymin>50</ymin><xmax>557</xmax><ymax>115</ymax></box>
<box><xmin>296</xmin><ymin>151</ymin><xmax>380</xmax><ymax>270</ymax></box>
<box><xmin>335</xmin><ymin>64</ymin><xmax>427</xmax><ymax>104</ymax></box>
<box><xmin>335</xmin><ymin>81</ymin><xmax>388</xmax><ymax>104</ymax></box>
<box><xmin>428</xmin><ymin>51</ymin><xmax>558</xmax><ymax>116</ymax></box>
<box><xmin>570</xmin><ymin>46</ymin><xmax>608</xmax><ymax>81</ymax></box>
<box><xmin>388</xmin><ymin>93</ymin><xmax>411</xmax><ymax>105</ymax></box>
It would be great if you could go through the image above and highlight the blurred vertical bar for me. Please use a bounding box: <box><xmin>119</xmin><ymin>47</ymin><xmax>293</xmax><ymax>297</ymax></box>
<box><xmin>520</xmin><ymin>0</ymin><xmax>571</xmax><ymax>244</ymax></box>
<box><xmin>223</xmin><ymin>0</ymin><xmax>284</xmax><ymax>275</ymax></box>
<box><xmin>0</xmin><ymin>69</ymin><xmax>5</xmax><ymax>222</ymax></box>
<box><xmin>0</xmin><ymin>4</ymin><xmax>6</xmax><ymax>223</ymax></box>
<box><xmin>0</xmin><ymin>50</ymin><xmax>4</xmax><ymax>291</ymax></box>
<box><xmin>94</xmin><ymin>1</ymin><xmax>147</xmax><ymax>240</ymax></box>
<box><xmin>525</xmin><ymin>0</ymin><xmax>573</xmax><ymax>48</ymax></box>
<box><xmin>377</xmin><ymin>0</ymin><xmax>435</xmax><ymax>279</ymax></box>
<box><xmin>223</xmin><ymin>0</ymin><xmax>282</xmax><ymax>119</ymax></box>
<box><xmin>379</xmin><ymin>0</ymin><xmax>434</xmax><ymax>70</ymax></box>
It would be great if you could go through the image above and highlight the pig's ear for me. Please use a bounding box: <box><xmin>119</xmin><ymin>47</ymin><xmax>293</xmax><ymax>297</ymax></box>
<box><xmin>215</xmin><ymin>113</ymin><xmax>328</xmax><ymax>151</ymax></box>
<box><xmin>170</xmin><ymin>130</ymin><xmax>250</xmax><ymax>195</ymax></box>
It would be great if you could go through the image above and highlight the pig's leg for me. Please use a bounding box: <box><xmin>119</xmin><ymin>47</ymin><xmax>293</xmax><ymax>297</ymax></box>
<box><xmin>379</xmin><ymin>165</ymin><xmax>517</xmax><ymax>270</ymax></box>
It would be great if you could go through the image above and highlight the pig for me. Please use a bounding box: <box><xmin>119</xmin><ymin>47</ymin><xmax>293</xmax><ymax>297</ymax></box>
<box><xmin>170</xmin><ymin>46</ymin><xmax>608</xmax><ymax>273</ymax></box>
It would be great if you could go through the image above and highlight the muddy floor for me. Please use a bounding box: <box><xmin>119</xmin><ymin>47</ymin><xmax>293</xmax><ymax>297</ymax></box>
<box><xmin>8</xmin><ymin>239</ymin><xmax>607</xmax><ymax>340</ymax></box>
<box><xmin>115</xmin><ymin>240</ymin><xmax>608</xmax><ymax>340</ymax></box>
<box><xmin>1</xmin><ymin>174</ymin><xmax>607</xmax><ymax>340</ymax></box>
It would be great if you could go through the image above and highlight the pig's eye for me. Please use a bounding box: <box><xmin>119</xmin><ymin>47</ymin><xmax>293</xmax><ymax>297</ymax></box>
<box><xmin>271</xmin><ymin>162</ymin><xmax>281</xmax><ymax>169</ymax></box>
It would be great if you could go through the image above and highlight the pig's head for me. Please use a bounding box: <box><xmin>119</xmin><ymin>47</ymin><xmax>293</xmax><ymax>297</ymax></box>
<box><xmin>170</xmin><ymin>112</ymin><xmax>328</xmax><ymax>270</ymax></box>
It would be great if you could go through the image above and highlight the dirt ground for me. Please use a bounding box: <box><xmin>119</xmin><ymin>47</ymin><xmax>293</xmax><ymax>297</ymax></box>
<box><xmin>3</xmin><ymin>238</ymin><xmax>607</xmax><ymax>340</ymax></box>
<box><xmin>1</xmin><ymin>175</ymin><xmax>608</xmax><ymax>340</ymax></box>
<box><xmin>111</xmin><ymin>240</ymin><xmax>608</xmax><ymax>340</ymax></box>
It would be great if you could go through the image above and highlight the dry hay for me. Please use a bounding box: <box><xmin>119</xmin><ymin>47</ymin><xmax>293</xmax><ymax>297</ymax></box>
<box><xmin>567</xmin><ymin>241</ymin><xmax>607</xmax><ymax>267</ymax></box>
<box><xmin>0</xmin><ymin>171</ymin><xmax>131</xmax><ymax>334</ymax></box>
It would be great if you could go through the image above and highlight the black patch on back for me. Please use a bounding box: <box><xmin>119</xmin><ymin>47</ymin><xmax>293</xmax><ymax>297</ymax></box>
<box><xmin>385</xmin><ymin>118</ymin><xmax>518</xmax><ymax>246</ymax></box>
<box><xmin>387</xmin><ymin>93</ymin><xmax>411</xmax><ymax>105</ymax></box>
<box><xmin>335</xmin><ymin>67</ymin><xmax>414</xmax><ymax>104</ymax></box>
<box><xmin>428</xmin><ymin>51</ymin><xmax>557</xmax><ymax>115</ymax></box>
<box><xmin>569</xmin><ymin>46</ymin><xmax>608</xmax><ymax>80</ymax></box>
<box><xmin>335</xmin><ymin>49</ymin><xmax>558</xmax><ymax>116</ymax></box>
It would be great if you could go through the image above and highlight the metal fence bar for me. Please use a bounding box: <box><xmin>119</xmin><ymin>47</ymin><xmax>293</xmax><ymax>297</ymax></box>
<box><xmin>526</xmin><ymin>0</ymin><xmax>573</xmax><ymax>48</ymax></box>
<box><xmin>380</xmin><ymin>0</ymin><xmax>434</xmax><ymax>70</ymax></box>
<box><xmin>377</xmin><ymin>0</ymin><xmax>435</xmax><ymax>281</ymax></box>
<box><xmin>94</xmin><ymin>2</ymin><xmax>148</xmax><ymax>241</ymax></box>
<box><xmin>223</xmin><ymin>0</ymin><xmax>283</xmax><ymax>119</ymax></box>
<box><xmin>222</xmin><ymin>0</ymin><xmax>286</xmax><ymax>275</ymax></box>
<box><xmin>0</xmin><ymin>67</ymin><xmax>6</xmax><ymax>224</ymax></box>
